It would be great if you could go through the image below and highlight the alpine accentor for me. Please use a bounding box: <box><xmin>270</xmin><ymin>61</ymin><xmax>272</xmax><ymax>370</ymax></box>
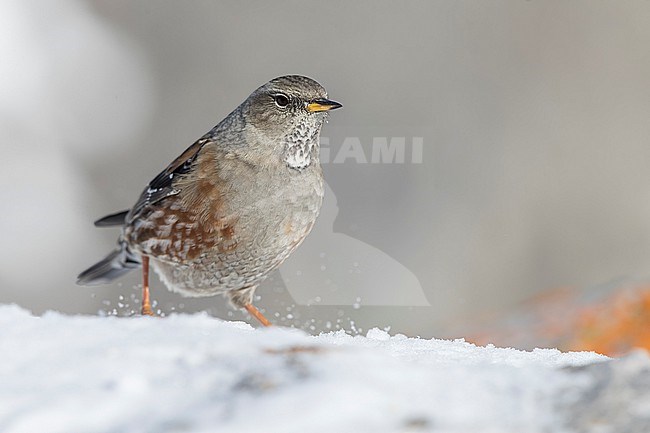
<box><xmin>77</xmin><ymin>75</ymin><xmax>341</xmax><ymax>325</ymax></box>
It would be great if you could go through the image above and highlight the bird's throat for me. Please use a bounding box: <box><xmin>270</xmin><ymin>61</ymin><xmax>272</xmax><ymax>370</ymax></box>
<box><xmin>283</xmin><ymin>125</ymin><xmax>321</xmax><ymax>171</ymax></box>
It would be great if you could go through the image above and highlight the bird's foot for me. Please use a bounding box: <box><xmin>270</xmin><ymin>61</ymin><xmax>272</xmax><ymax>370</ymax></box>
<box><xmin>141</xmin><ymin>303</ymin><xmax>155</xmax><ymax>316</ymax></box>
<box><xmin>244</xmin><ymin>304</ymin><xmax>272</xmax><ymax>327</ymax></box>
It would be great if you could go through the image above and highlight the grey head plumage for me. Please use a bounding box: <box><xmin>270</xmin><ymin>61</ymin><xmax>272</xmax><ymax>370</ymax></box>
<box><xmin>209</xmin><ymin>75</ymin><xmax>342</xmax><ymax>170</ymax></box>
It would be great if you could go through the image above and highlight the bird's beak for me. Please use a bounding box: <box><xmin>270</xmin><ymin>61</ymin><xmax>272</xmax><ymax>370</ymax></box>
<box><xmin>306</xmin><ymin>98</ymin><xmax>343</xmax><ymax>113</ymax></box>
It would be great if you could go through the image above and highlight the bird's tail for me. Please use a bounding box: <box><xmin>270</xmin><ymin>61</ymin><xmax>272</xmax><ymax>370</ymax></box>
<box><xmin>77</xmin><ymin>242</ymin><xmax>141</xmax><ymax>285</ymax></box>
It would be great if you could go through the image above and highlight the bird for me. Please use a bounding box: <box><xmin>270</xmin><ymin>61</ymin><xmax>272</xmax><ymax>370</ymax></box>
<box><xmin>77</xmin><ymin>75</ymin><xmax>341</xmax><ymax>326</ymax></box>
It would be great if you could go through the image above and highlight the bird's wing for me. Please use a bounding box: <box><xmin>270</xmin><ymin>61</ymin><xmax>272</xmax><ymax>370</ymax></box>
<box><xmin>124</xmin><ymin>136</ymin><xmax>241</xmax><ymax>263</ymax></box>
<box><xmin>127</xmin><ymin>137</ymin><xmax>210</xmax><ymax>224</ymax></box>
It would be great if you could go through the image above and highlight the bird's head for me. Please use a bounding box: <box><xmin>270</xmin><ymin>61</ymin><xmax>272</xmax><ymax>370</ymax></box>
<box><xmin>243</xmin><ymin>75</ymin><xmax>342</xmax><ymax>170</ymax></box>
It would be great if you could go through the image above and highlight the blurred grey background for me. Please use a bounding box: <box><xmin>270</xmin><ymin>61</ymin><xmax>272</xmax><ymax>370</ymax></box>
<box><xmin>1</xmin><ymin>0</ymin><xmax>650</xmax><ymax>339</ymax></box>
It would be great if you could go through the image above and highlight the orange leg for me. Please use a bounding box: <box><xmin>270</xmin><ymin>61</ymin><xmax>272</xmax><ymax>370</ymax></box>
<box><xmin>141</xmin><ymin>255</ymin><xmax>154</xmax><ymax>316</ymax></box>
<box><xmin>244</xmin><ymin>304</ymin><xmax>272</xmax><ymax>327</ymax></box>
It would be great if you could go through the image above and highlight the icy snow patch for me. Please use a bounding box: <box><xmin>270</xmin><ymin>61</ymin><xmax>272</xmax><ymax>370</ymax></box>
<box><xmin>0</xmin><ymin>304</ymin><xmax>629</xmax><ymax>433</ymax></box>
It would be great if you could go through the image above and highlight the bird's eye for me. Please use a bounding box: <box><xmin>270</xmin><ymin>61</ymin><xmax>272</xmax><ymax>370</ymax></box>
<box><xmin>274</xmin><ymin>93</ymin><xmax>290</xmax><ymax>108</ymax></box>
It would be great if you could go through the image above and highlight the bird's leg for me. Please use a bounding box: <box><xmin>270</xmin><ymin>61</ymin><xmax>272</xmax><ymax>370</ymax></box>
<box><xmin>244</xmin><ymin>304</ymin><xmax>272</xmax><ymax>327</ymax></box>
<box><xmin>141</xmin><ymin>255</ymin><xmax>154</xmax><ymax>316</ymax></box>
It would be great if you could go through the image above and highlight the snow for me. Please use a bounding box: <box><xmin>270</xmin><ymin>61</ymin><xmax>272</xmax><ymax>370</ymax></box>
<box><xmin>2</xmin><ymin>304</ymin><xmax>647</xmax><ymax>433</ymax></box>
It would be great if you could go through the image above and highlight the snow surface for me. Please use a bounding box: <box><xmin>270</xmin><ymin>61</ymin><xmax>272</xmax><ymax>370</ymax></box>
<box><xmin>0</xmin><ymin>305</ymin><xmax>619</xmax><ymax>433</ymax></box>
